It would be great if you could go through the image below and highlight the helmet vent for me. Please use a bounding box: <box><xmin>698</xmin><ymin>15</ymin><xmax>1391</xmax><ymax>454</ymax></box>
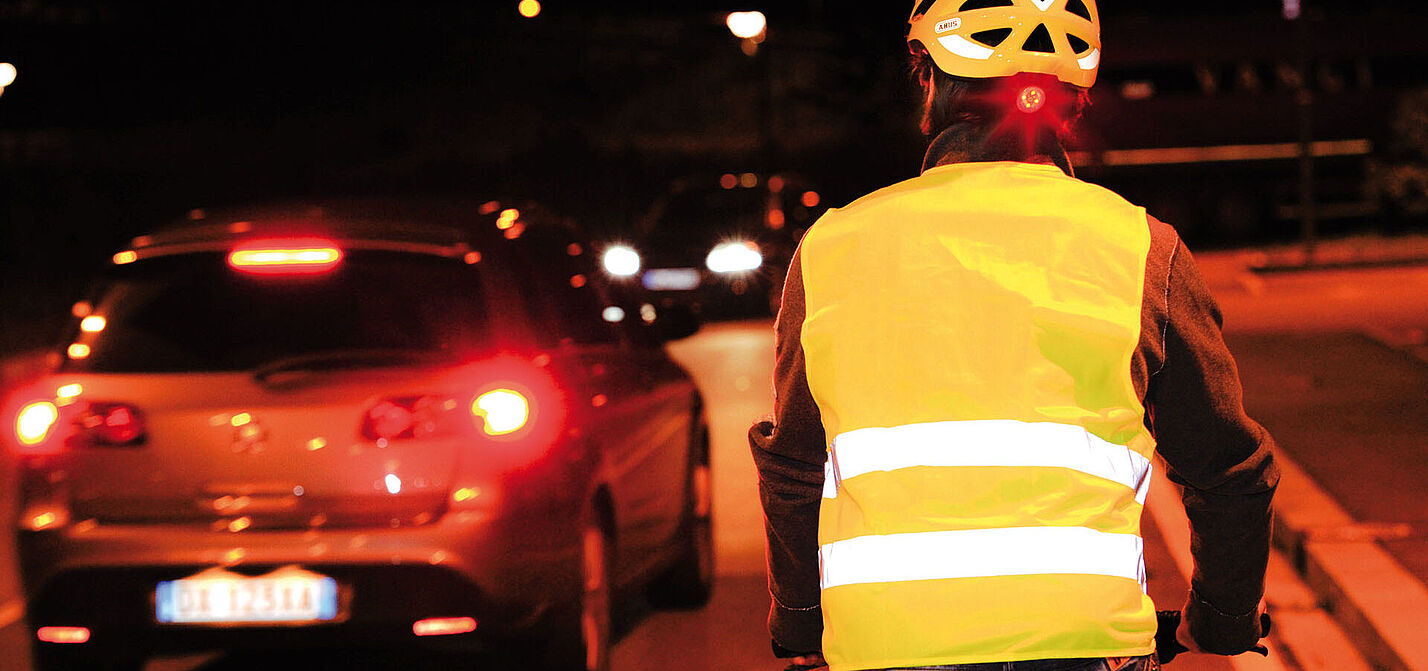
<box><xmin>958</xmin><ymin>0</ymin><xmax>1014</xmax><ymax>10</ymax></box>
<box><xmin>1065</xmin><ymin>0</ymin><xmax>1093</xmax><ymax>21</ymax></box>
<box><xmin>1022</xmin><ymin>24</ymin><xmax>1056</xmax><ymax>53</ymax></box>
<box><xmin>971</xmin><ymin>28</ymin><xmax>1013</xmax><ymax>48</ymax></box>
<box><xmin>912</xmin><ymin>0</ymin><xmax>938</xmax><ymax>19</ymax></box>
<box><xmin>1067</xmin><ymin>33</ymin><xmax>1091</xmax><ymax>54</ymax></box>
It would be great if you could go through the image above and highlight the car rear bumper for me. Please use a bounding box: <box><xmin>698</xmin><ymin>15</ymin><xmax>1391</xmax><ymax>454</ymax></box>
<box><xmin>18</xmin><ymin>507</ymin><xmax>583</xmax><ymax>655</ymax></box>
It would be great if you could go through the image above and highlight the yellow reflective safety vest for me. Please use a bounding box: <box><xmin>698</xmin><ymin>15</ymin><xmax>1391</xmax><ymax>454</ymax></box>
<box><xmin>799</xmin><ymin>162</ymin><xmax>1158</xmax><ymax>670</ymax></box>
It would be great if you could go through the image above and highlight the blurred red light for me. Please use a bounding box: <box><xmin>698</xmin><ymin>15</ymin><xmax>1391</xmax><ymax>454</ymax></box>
<box><xmin>767</xmin><ymin>209</ymin><xmax>786</xmax><ymax>229</ymax></box>
<box><xmin>228</xmin><ymin>240</ymin><xmax>342</xmax><ymax>275</ymax></box>
<box><xmin>37</xmin><ymin>626</ymin><xmax>90</xmax><ymax>644</ymax></box>
<box><xmin>472</xmin><ymin>389</ymin><xmax>530</xmax><ymax>435</ymax></box>
<box><xmin>413</xmin><ymin>616</ymin><xmax>477</xmax><ymax>636</ymax></box>
<box><xmin>92</xmin><ymin>403</ymin><xmax>144</xmax><ymax>445</ymax></box>
<box><xmin>16</xmin><ymin>401</ymin><xmax>59</xmax><ymax>449</ymax></box>
<box><xmin>361</xmin><ymin>396</ymin><xmax>441</xmax><ymax>441</ymax></box>
<box><xmin>1016</xmin><ymin>86</ymin><xmax>1047</xmax><ymax>114</ymax></box>
<box><xmin>464</xmin><ymin>355</ymin><xmax>568</xmax><ymax>454</ymax></box>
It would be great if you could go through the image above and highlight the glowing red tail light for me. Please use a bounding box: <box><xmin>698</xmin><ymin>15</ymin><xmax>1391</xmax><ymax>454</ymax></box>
<box><xmin>471</xmin><ymin>389</ymin><xmax>530</xmax><ymax>436</ymax></box>
<box><xmin>228</xmin><ymin>239</ymin><xmax>343</xmax><ymax>275</ymax></box>
<box><xmin>37</xmin><ymin>626</ymin><xmax>90</xmax><ymax>644</ymax></box>
<box><xmin>355</xmin><ymin>355</ymin><xmax>567</xmax><ymax>453</ymax></box>
<box><xmin>15</xmin><ymin>401</ymin><xmax>60</xmax><ymax>449</ymax></box>
<box><xmin>10</xmin><ymin>398</ymin><xmax>145</xmax><ymax>454</ymax></box>
<box><xmin>412</xmin><ymin>616</ymin><xmax>477</xmax><ymax>636</ymax></box>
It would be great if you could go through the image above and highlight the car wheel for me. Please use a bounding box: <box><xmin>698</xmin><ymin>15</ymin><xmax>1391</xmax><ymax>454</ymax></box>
<box><xmin>539</xmin><ymin>513</ymin><xmax>613</xmax><ymax>671</ymax></box>
<box><xmin>647</xmin><ymin>427</ymin><xmax>714</xmax><ymax>609</ymax></box>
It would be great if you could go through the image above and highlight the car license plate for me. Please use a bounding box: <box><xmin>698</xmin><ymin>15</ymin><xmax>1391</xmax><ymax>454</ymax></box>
<box><xmin>642</xmin><ymin>268</ymin><xmax>702</xmax><ymax>291</ymax></box>
<box><xmin>155</xmin><ymin>565</ymin><xmax>339</xmax><ymax>625</ymax></box>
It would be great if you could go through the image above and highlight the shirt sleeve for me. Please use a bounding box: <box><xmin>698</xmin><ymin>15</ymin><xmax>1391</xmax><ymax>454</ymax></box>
<box><xmin>1146</xmin><ymin>237</ymin><xmax>1280</xmax><ymax>655</ymax></box>
<box><xmin>749</xmin><ymin>244</ymin><xmax>828</xmax><ymax>656</ymax></box>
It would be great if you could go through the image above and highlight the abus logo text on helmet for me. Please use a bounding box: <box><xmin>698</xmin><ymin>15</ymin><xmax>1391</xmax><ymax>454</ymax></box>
<box><xmin>935</xmin><ymin>18</ymin><xmax>961</xmax><ymax>33</ymax></box>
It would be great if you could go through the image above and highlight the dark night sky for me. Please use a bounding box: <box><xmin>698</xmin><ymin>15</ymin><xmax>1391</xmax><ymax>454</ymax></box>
<box><xmin>2</xmin><ymin>1</ymin><xmax>1420</xmax><ymax>128</ymax></box>
<box><xmin>1</xmin><ymin>1</ymin><xmax>1426</xmax><ymax>347</ymax></box>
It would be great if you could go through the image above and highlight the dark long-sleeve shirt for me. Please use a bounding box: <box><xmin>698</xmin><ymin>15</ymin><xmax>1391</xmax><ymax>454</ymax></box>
<box><xmin>752</xmin><ymin>168</ymin><xmax>1278</xmax><ymax>658</ymax></box>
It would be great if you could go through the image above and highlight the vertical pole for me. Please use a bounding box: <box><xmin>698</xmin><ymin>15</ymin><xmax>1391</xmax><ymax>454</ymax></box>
<box><xmin>1290</xmin><ymin>0</ymin><xmax>1318</xmax><ymax>264</ymax></box>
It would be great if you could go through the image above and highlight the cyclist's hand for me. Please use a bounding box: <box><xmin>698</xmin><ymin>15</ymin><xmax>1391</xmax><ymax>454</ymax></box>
<box><xmin>1177</xmin><ymin>597</ymin><xmax>1270</xmax><ymax>655</ymax></box>
<box><xmin>1174</xmin><ymin>609</ymin><xmax>1204</xmax><ymax>654</ymax></box>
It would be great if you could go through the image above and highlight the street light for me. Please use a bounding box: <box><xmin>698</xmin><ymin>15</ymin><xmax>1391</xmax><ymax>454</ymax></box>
<box><xmin>518</xmin><ymin>0</ymin><xmax>541</xmax><ymax>19</ymax></box>
<box><xmin>0</xmin><ymin>63</ymin><xmax>16</xmax><ymax>98</ymax></box>
<box><xmin>726</xmin><ymin>11</ymin><xmax>767</xmax><ymax>41</ymax></box>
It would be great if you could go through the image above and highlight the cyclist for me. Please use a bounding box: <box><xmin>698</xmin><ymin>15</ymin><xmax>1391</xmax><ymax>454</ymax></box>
<box><xmin>750</xmin><ymin>1</ymin><xmax>1278</xmax><ymax>669</ymax></box>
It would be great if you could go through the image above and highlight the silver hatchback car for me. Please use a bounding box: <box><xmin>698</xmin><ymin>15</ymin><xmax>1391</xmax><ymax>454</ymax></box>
<box><xmin>5</xmin><ymin>201</ymin><xmax>713</xmax><ymax>670</ymax></box>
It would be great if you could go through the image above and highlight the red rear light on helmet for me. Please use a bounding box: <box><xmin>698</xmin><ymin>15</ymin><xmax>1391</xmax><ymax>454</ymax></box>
<box><xmin>228</xmin><ymin>239</ymin><xmax>343</xmax><ymax>275</ymax></box>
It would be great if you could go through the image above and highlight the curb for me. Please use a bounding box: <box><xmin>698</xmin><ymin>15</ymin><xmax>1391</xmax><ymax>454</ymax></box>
<box><xmin>1270</xmin><ymin>446</ymin><xmax>1428</xmax><ymax>671</ymax></box>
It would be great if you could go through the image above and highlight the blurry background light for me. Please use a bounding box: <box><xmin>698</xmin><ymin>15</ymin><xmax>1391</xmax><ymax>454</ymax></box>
<box><xmin>16</xmin><ymin>401</ymin><xmax>59</xmax><ymax>446</ymax></box>
<box><xmin>518</xmin><ymin>0</ymin><xmax>541</xmax><ymax>18</ymax></box>
<box><xmin>601</xmin><ymin>245</ymin><xmax>641</xmax><ymax>277</ymax></box>
<box><xmin>0</xmin><ymin>63</ymin><xmax>15</xmax><ymax>87</ymax></box>
<box><xmin>726</xmin><ymin>11</ymin><xmax>767</xmax><ymax>40</ymax></box>
<box><xmin>767</xmin><ymin>209</ymin><xmax>785</xmax><ymax>229</ymax></box>
<box><xmin>706</xmin><ymin>241</ymin><xmax>763</xmax><ymax>273</ymax></box>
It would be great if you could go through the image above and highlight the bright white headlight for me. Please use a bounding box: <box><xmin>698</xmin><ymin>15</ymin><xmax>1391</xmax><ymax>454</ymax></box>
<box><xmin>602</xmin><ymin>246</ymin><xmax>641</xmax><ymax>277</ymax></box>
<box><xmin>706</xmin><ymin>241</ymin><xmax>762</xmax><ymax>274</ymax></box>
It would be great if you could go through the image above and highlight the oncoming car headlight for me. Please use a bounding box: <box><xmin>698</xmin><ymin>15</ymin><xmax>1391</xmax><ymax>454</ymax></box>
<box><xmin>706</xmin><ymin>241</ymin><xmax>762</xmax><ymax>274</ymax></box>
<box><xmin>601</xmin><ymin>245</ymin><xmax>641</xmax><ymax>277</ymax></box>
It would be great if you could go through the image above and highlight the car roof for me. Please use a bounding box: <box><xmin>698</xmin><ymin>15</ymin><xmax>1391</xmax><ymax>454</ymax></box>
<box><xmin>119</xmin><ymin>197</ymin><xmax>580</xmax><ymax>262</ymax></box>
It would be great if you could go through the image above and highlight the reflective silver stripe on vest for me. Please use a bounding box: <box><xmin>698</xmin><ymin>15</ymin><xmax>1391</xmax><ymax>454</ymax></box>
<box><xmin>822</xmin><ymin>420</ymin><xmax>1152</xmax><ymax>505</ymax></box>
<box><xmin>819</xmin><ymin>526</ymin><xmax>1147</xmax><ymax>590</ymax></box>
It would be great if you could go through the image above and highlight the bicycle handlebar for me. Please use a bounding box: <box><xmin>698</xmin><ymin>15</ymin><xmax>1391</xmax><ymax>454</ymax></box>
<box><xmin>1155</xmin><ymin>610</ymin><xmax>1272</xmax><ymax>664</ymax></box>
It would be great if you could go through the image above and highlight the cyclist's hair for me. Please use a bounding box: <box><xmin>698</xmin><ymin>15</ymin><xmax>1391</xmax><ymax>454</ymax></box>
<box><xmin>910</xmin><ymin>46</ymin><xmax>1090</xmax><ymax>141</ymax></box>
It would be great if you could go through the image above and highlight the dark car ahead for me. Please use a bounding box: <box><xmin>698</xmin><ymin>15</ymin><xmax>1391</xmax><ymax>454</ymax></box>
<box><xmin>3</xmin><ymin>201</ymin><xmax>713</xmax><ymax>671</ymax></box>
<box><xmin>603</xmin><ymin>173</ymin><xmax>825</xmax><ymax>319</ymax></box>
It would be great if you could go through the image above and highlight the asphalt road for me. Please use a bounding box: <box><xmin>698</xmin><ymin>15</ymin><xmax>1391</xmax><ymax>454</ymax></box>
<box><xmin>7</xmin><ymin>251</ymin><xmax>1428</xmax><ymax>670</ymax></box>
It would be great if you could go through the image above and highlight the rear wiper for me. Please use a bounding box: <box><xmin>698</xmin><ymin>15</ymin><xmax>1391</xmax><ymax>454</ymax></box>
<box><xmin>252</xmin><ymin>349</ymin><xmax>442</xmax><ymax>384</ymax></box>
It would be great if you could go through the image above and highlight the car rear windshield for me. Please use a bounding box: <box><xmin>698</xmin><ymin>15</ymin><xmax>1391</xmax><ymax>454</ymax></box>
<box><xmin>61</xmin><ymin>250</ymin><xmax>487</xmax><ymax>373</ymax></box>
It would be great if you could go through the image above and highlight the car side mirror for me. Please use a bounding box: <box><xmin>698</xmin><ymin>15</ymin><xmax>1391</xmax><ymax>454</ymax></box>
<box><xmin>655</xmin><ymin>303</ymin><xmax>700</xmax><ymax>342</ymax></box>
